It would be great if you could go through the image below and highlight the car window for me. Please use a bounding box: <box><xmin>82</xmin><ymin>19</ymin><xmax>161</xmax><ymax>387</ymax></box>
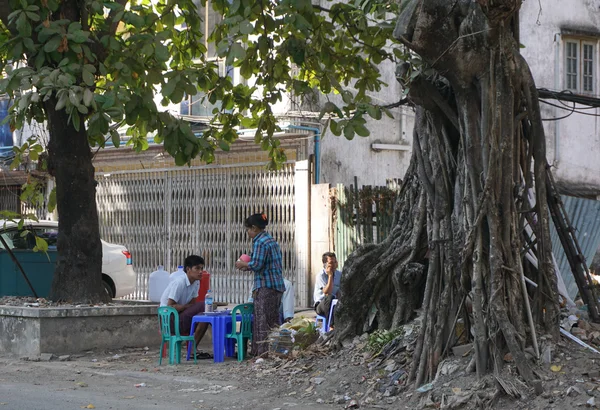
<box><xmin>8</xmin><ymin>229</ymin><xmax>36</xmax><ymax>250</ymax></box>
<box><xmin>0</xmin><ymin>226</ymin><xmax>59</xmax><ymax>250</ymax></box>
<box><xmin>35</xmin><ymin>228</ymin><xmax>59</xmax><ymax>250</ymax></box>
<box><xmin>0</xmin><ymin>232</ymin><xmax>14</xmax><ymax>250</ymax></box>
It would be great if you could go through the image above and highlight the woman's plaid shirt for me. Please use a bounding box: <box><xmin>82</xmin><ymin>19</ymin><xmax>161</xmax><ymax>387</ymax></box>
<box><xmin>248</xmin><ymin>231</ymin><xmax>285</xmax><ymax>292</ymax></box>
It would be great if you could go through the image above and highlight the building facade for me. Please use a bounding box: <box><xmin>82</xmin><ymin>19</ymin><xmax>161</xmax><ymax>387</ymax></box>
<box><xmin>520</xmin><ymin>0</ymin><xmax>600</xmax><ymax>197</ymax></box>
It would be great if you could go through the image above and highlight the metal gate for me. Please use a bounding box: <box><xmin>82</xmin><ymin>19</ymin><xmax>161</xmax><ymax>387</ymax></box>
<box><xmin>95</xmin><ymin>161</ymin><xmax>310</xmax><ymax>306</ymax></box>
<box><xmin>0</xmin><ymin>186</ymin><xmax>20</xmax><ymax>214</ymax></box>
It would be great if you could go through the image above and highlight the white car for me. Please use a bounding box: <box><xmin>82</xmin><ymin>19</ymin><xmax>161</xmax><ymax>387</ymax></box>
<box><xmin>0</xmin><ymin>220</ymin><xmax>135</xmax><ymax>298</ymax></box>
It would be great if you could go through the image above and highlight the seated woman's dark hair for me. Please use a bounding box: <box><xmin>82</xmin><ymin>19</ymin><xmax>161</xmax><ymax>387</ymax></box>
<box><xmin>245</xmin><ymin>213</ymin><xmax>269</xmax><ymax>230</ymax></box>
<box><xmin>184</xmin><ymin>255</ymin><xmax>205</xmax><ymax>272</ymax></box>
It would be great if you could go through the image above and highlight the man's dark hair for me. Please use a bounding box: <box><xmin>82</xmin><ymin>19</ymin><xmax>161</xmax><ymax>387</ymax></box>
<box><xmin>322</xmin><ymin>252</ymin><xmax>337</xmax><ymax>264</ymax></box>
<box><xmin>184</xmin><ymin>255</ymin><xmax>205</xmax><ymax>272</ymax></box>
<box><xmin>244</xmin><ymin>212</ymin><xmax>269</xmax><ymax>230</ymax></box>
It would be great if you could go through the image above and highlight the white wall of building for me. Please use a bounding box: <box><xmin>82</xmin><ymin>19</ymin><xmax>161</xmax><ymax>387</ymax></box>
<box><xmin>520</xmin><ymin>0</ymin><xmax>600</xmax><ymax>194</ymax></box>
<box><xmin>319</xmin><ymin>104</ymin><xmax>413</xmax><ymax>188</ymax></box>
<box><xmin>317</xmin><ymin>50</ymin><xmax>414</xmax><ymax>188</ymax></box>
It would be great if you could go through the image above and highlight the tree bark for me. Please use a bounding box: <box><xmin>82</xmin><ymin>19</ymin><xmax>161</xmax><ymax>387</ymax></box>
<box><xmin>333</xmin><ymin>0</ymin><xmax>559</xmax><ymax>391</ymax></box>
<box><xmin>45</xmin><ymin>100</ymin><xmax>106</xmax><ymax>303</ymax></box>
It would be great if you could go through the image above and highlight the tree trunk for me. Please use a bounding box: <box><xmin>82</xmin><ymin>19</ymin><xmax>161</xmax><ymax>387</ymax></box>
<box><xmin>333</xmin><ymin>0</ymin><xmax>559</xmax><ymax>390</ymax></box>
<box><xmin>45</xmin><ymin>101</ymin><xmax>106</xmax><ymax>303</ymax></box>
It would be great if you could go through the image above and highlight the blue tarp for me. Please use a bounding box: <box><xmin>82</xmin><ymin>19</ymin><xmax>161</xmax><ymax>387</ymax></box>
<box><xmin>0</xmin><ymin>99</ymin><xmax>13</xmax><ymax>148</ymax></box>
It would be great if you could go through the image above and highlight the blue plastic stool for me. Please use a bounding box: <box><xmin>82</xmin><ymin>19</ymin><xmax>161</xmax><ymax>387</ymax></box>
<box><xmin>315</xmin><ymin>314</ymin><xmax>327</xmax><ymax>334</ymax></box>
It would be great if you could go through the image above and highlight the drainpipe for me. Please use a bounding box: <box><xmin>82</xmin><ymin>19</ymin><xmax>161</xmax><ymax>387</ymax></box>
<box><xmin>554</xmin><ymin>32</ymin><xmax>561</xmax><ymax>165</ymax></box>
<box><xmin>289</xmin><ymin>125</ymin><xmax>321</xmax><ymax>184</ymax></box>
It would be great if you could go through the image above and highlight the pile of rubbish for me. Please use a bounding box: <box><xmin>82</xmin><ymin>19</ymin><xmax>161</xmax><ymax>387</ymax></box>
<box><xmin>560</xmin><ymin>305</ymin><xmax>600</xmax><ymax>354</ymax></box>
<box><xmin>268</xmin><ymin>317</ymin><xmax>320</xmax><ymax>357</ymax></box>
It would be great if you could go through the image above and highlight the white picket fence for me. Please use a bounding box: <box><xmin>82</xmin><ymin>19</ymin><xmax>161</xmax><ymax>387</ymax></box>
<box><xmin>95</xmin><ymin>161</ymin><xmax>310</xmax><ymax>306</ymax></box>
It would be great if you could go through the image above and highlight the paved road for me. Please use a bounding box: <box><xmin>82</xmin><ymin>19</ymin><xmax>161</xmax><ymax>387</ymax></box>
<box><xmin>0</xmin><ymin>368</ymin><xmax>232</xmax><ymax>410</ymax></box>
<box><xmin>0</xmin><ymin>381</ymin><xmax>180</xmax><ymax>410</ymax></box>
<box><xmin>0</xmin><ymin>351</ymin><xmax>334</xmax><ymax>410</ymax></box>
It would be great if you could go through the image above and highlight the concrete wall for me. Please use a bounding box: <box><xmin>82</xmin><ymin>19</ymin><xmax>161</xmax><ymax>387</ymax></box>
<box><xmin>310</xmin><ymin>184</ymin><xmax>333</xmax><ymax>306</ymax></box>
<box><xmin>0</xmin><ymin>305</ymin><xmax>161</xmax><ymax>357</ymax></box>
<box><xmin>520</xmin><ymin>1</ymin><xmax>600</xmax><ymax>194</ymax></box>
<box><xmin>320</xmin><ymin>105</ymin><xmax>414</xmax><ymax>188</ymax></box>
<box><xmin>318</xmin><ymin>57</ymin><xmax>415</xmax><ymax>187</ymax></box>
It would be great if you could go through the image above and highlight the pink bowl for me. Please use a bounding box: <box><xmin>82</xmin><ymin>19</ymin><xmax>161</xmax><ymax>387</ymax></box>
<box><xmin>239</xmin><ymin>254</ymin><xmax>251</xmax><ymax>262</ymax></box>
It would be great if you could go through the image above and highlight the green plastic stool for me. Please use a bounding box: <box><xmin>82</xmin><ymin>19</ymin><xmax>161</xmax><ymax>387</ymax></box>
<box><xmin>226</xmin><ymin>303</ymin><xmax>254</xmax><ymax>361</ymax></box>
<box><xmin>158</xmin><ymin>306</ymin><xmax>197</xmax><ymax>365</ymax></box>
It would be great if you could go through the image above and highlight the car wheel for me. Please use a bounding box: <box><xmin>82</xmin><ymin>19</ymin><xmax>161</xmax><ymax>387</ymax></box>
<box><xmin>102</xmin><ymin>280</ymin><xmax>114</xmax><ymax>299</ymax></box>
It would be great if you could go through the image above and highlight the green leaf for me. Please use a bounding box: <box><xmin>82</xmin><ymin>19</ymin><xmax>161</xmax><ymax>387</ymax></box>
<box><xmin>114</xmin><ymin>10</ymin><xmax>125</xmax><ymax>22</ymax></box>
<box><xmin>16</xmin><ymin>13</ymin><xmax>31</xmax><ymax>37</ymax></box>
<box><xmin>239</xmin><ymin>21</ymin><xmax>253</xmax><ymax>35</ymax></box>
<box><xmin>25</xmin><ymin>11</ymin><xmax>40</xmax><ymax>22</ymax></box>
<box><xmin>230</xmin><ymin>0</ymin><xmax>241</xmax><ymax>13</ymax></box>
<box><xmin>72</xmin><ymin>112</ymin><xmax>80</xmax><ymax>131</ymax></box>
<box><xmin>23</xmin><ymin>37</ymin><xmax>35</xmax><ymax>51</ymax></box>
<box><xmin>83</xmin><ymin>88</ymin><xmax>93</xmax><ymax>106</ymax></box>
<box><xmin>354</xmin><ymin>123</ymin><xmax>370</xmax><ymax>137</ymax></box>
<box><xmin>155</xmin><ymin>44</ymin><xmax>169</xmax><ymax>62</ymax></box>
<box><xmin>34</xmin><ymin>50</ymin><xmax>45</xmax><ymax>69</ymax></box>
<box><xmin>162</xmin><ymin>78</ymin><xmax>177</xmax><ymax>98</ymax></box>
<box><xmin>146</xmin><ymin>70</ymin><xmax>162</xmax><ymax>85</ymax></box>
<box><xmin>111</xmin><ymin>130</ymin><xmax>121</xmax><ymax>148</ymax></box>
<box><xmin>366</xmin><ymin>105</ymin><xmax>382</xmax><ymax>120</ymax></box>
<box><xmin>218</xmin><ymin>140</ymin><xmax>230</xmax><ymax>151</ymax></box>
<box><xmin>329</xmin><ymin>120</ymin><xmax>341</xmax><ymax>136</ymax></box>
<box><xmin>82</xmin><ymin>69</ymin><xmax>95</xmax><ymax>86</ymax></box>
<box><xmin>46</xmin><ymin>0</ymin><xmax>59</xmax><ymax>11</ymax></box>
<box><xmin>341</xmin><ymin>91</ymin><xmax>353</xmax><ymax>104</ymax></box>
<box><xmin>70</xmin><ymin>31</ymin><xmax>89</xmax><ymax>43</ymax></box>
<box><xmin>55</xmin><ymin>94</ymin><xmax>67</xmax><ymax>111</ymax></box>
<box><xmin>43</xmin><ymin>36</ymin><xmax>62</xmax><ymax>53</ymax></box>
<box><xmin>102</xmin><ymin>93</ymin><xmax>116</xmax><ymax>109</ymax></box>
<box><xmin>227</xmin><ymin>43</ymin><xmax>246</xmax><ymax>65</ymax></box>
<box><xmin>343</xmin><ymin>123</ymin><xmax>355</xmax><ymax>140</ymax></box>
<box><xmin>68</xmin><ymin>22</ymin><xmax>82</xmax><ymax>33</ymax></box>
<box><xmin>34</xmin><ymin>236</ymin><xmax>48</xmax><ymax>253</ymax></box>
<box><xmin>47</xmin><ymin>188</ymin><xmax>57</xmax><ymax>212</ymax></box>
<box><xmin>174</xmin><ymin>151</ymin><xmax>187</xmax><ymax>166</ymax></box>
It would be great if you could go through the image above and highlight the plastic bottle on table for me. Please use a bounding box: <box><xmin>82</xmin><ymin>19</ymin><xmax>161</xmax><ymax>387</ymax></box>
<box><xmin>148</xmin><ymin>265</ymin><xmax>169</xmax><ymax>302</ymax></box>
<box><xmin>170</xmin><ymin>265</ymin><xmax>185</xmax><ymax>282</ymax></box>
<box><xmin>205</xmin><ymin>289</ymin><xmax>214</xmax><ymax>312</ymax></box>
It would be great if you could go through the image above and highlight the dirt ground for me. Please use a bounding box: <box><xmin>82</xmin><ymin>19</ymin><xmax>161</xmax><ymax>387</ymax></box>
<box><xmin>1</xmin><ymin>326</ymin><xmax>600</xmax><ymax>410</ymax></box>
<box><xmin>1</xmin><ymin>296</ymin><xmax>600</xmax><ymax>409</ymax></box>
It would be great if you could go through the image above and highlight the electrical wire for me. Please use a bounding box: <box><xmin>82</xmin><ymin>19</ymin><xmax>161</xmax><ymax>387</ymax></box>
<box><xmin>540</xmin><ymin>99</ymin><xmax>600</xmax><ymax>118</ymax></box>
<box><xmin>537</xmin><ymin>87</ymin><xmax>600</xmax><ymax>121</ymax></box>
<box><xmin>538</xmin><ymin>88</ymin><xmax>600</xmax><ymax>108</ymax></box>
<box><xmin>539</xmin><ymin>100</ymin><xmax>575</xmax><ymax>121</ymax></box>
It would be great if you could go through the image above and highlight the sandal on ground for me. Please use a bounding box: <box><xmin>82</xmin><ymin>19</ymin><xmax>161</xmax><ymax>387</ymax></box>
<box><xmin>194</xmin><ymin>351</ymin><xmax>213</xmax><ymax>360</ymax></box>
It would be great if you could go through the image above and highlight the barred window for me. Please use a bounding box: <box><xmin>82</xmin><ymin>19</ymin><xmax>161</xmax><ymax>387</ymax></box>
<box><xmin>565</xmin><ymin>39</ymin><xmax>595</xmax><ymax>94</ymax></box>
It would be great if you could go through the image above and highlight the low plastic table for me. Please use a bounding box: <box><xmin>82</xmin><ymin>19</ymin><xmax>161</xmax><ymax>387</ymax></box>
<box><xmin>186</xmin><ymin>312</ymin><xmax>237</xmax><ymax>363</ymax></box>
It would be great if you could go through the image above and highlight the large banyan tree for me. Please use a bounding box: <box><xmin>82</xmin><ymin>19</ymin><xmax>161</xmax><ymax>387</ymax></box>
<box><xmin>334</xmin><ymin>0</ymin><xmax>560</xmax><ymax>389</ymax></box>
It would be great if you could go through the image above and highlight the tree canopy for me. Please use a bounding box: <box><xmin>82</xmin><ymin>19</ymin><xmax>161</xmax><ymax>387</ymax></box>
<box><xmin>0</xmin><ymin>0</ymin><xmax>406</xmax><ymax>301</ymax></box>
<box><xmin>0</xmin><ymin>0</ymin><xmax>406</xmax><ymax>169</ymax></box>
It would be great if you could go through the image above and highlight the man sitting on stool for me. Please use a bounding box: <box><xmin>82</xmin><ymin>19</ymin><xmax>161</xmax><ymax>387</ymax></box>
<box><xmin>313</xmin><ymin>252</ymin><xmax>341</xmax><ymax>329</ymax></box>
<box><xmin>160</xmin><ymin>255</ymin><xmax>212</xmax><ymax>359</ymax></box>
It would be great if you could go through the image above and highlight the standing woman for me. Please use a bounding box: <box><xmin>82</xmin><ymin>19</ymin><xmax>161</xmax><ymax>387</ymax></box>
<box><xmin>235</xmin><ymin>213</ymin><xmax>285</xmax><ymax>356</ymax></box>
